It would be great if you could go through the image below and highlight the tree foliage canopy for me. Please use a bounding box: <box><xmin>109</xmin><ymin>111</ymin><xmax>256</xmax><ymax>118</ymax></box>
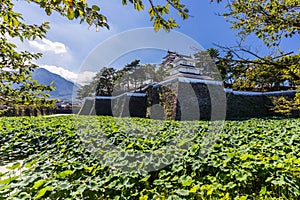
<box><xmin>0</xmin><ymin>0</ymin><xmax>54</xmax><ymax>114</ymax></box>
<box><xmin>211</xmin><ymin>0</ymin><xmax>299</xmax><ymax>114</ymax></box>
<box><xmin>222</xmin><ymin>0</ymin><xmax>300</xmax><ymax>47</ymax></box>
<box><xmin>77</xmin><ymin>60</ymin><xmax>166</xmax><ymax>99</ymax></box>
<box><xmin>28</xmin><ymin>0</ymin><xmax>190</xmax><ymax>32</ymax></box>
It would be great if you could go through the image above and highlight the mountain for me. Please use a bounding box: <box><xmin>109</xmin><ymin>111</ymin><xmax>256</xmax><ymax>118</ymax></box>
<box><xmin>32</xmin><ymin>68</ymin><xmax>80</xmax><ymax>100</ymax></box>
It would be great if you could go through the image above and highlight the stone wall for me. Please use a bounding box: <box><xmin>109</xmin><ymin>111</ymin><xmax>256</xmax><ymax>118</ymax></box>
<box><xmin>80</xmin><ymin>83</ymin><xmax>298</xmax><ymax>120</ymax></box>
<box><xmin>226</xmin><ymin>93</ymin><xmax>273</xmax><ymax>119</ymax></box>
<box><xmin>176</xmin><ymin>82</ymin><xmax>226</xmax><ymax>120</ymax></box>
<box><xmin>95</xmin><ymin>98</ymin><xmax>112</xmax><ymax>116</ymax></box>
<box><xmin>112</xmin><ymin>95</ymin><xmax>147</xmax><ymax>118</ymax></box>
<box><xmin>146</xmin><ymin>82</ymin><xmax>297</xmax><ymax>120</ymax></box>
<box><xmin>80</xmin><ymin>94</ymin><xmax>147</xmax><ymax>118</ymax></box>
<box><xmin>146</xmin><ymin>82</ymin><xmax>226</xmax><ymax>120</ymax></box>
<box><xmin>78</xmin><ymin>98</ymin><xmax>95</xmax><ymax>115</ymax></box>
<box><xmin>146</xmin><ymin>83</ymin><xmax>178</xmax><ymax>120</ymax></box>
<box><xmin>128</xmin><ymin>96</ymin><xmax>147</xmax><ymax>118</ymax></box>
<box><xmin>226</xmin><ymin>91</ymin><xmax>298</xmax><ymax>119</ymax></box>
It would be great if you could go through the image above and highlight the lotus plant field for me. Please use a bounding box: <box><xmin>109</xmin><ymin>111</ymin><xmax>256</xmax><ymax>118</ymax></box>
<box><xmin>0</xmin><ymin>116</ymin><xmax>299</xmax><ymax>199</ymax></box>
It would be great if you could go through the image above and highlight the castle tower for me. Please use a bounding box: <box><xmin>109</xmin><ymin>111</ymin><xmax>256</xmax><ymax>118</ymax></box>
<box><xmin>148</xmin><ymin>51</ymin><xmax>226</xmax><ymax>121</ymax></box>
<box><xmin>163</xmin><ymin>51</ymin><xmax>214</xmax><ymax>81</ymax></box>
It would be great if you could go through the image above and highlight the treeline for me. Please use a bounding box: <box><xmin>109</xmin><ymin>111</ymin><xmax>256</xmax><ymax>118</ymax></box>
<box><xmin>208</xmin><ymin>49</ymin><xmax>299</xmax><ymax>91</ymax></box>
<box><xmin>77</xmin><ymin>60</ymin><xmax>170</xmax><ymax>99</ymax></box>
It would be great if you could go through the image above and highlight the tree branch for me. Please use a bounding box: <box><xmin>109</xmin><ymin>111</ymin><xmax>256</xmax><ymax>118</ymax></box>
<box><xmin>165</xmin><ymin>0</ymin><xmax>193</xmax><ymax>17</ymax></box>
<box><xmin>213</xmin><ymin>43</ymin><xmax>295</xmax><ymax>68</ymax></box>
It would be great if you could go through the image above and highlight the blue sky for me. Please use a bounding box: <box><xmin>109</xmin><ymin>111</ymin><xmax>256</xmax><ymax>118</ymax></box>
<box><xmin>13</xmin><ymin>0</ymin><xmax>299</xmax><ymax>85</ymax></box>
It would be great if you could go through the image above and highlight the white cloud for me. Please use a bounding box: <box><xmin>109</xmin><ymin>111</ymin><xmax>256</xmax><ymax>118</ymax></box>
<box><xmin>41</xmin><ymin>65</ymin><xmax>96</xmax><ymax>86</ymax></box>
<box><xmin>77</xmin><ymin>71</ymin><xmax>97</xmax><ymax>86</ymax></box>
<box><xmin>29</xmin><ymin>38</ymin><xmax>67</xmax><ymax>54</ymax></box>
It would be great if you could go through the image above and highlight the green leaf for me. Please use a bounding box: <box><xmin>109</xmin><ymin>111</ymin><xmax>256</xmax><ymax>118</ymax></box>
<box><xmin>207</xmin><ymin>188</ymin><xmax>213</xmax><ymax>195</ymax></box>
<box><xmin>59</xmin><ymin>182</ymin><xmax>72</xmax><ymax>190</ymax></box>
<box><xmin>226</xmin><ymin>182</ymin><xmax>237</xmax><ymax>189</ymax></box>
<box><xmin>32</xmin><ymin>179</ymin><xmax>47</xmax><ymax>190</ymax></box>
<box><xmin>265</xmin><ymin>176</ymin><xmax>273</xmax><ymax>182</ymax></box>
<box><xmin>238</xmin><ymin>196</ymin><xmax>248</xmax><ymax>200</ymax></box>
<box><xmin>153</xmin><ymin>179</ymin><xmax>164</xmax><ymax>185</ymax></box>
<box><xmin>76</xmin><ymin>184</ymin><xmax>87</xmax><ymax>194</ymax></box>
<box><xmin>259</xmin><ymin>186</ymin><xmax>267</xmax><ymax>195</ymax></box>
<box><xmin>84</xmin><ymin>166</ymin><xmax>94</xmax><ymax>172</ymax></box>
<box><xmin>45</xmin><ymin>7</ymin><xmax>52</xmax><ymax>15</ymax></box>
<box><xmin>271</xmin><ymin>179</ymin><xmax>286</xmax><ymax>186</ymax></box>
<box><xmin>0</xmin><ymin>177</ymin><xmax>15</xmax><ymax>185</ymax></box>
<box><xmin>0</xmin><ymin>185</ymin><xmax>10</xmax><ymax>191</ymax></box>
<box><xmin>167</xmin><ymin>195</ymin><xmax>181</xmax><ymax>200</ymax></box>
<box><xmin>140</xmin><ymin>175</ymin><xmax>151</xmax><ymax>182</ymax></box>
<box><xmin>175</xmin><ymin>189</ymin><xmax>189</xmax><ymax>196</ymax></box>
<box><xmin>189</xmin><ymin>185</ymin><xmax>200</xmax><ymax>193</ymax></box>
<box><xmin>6</xmin><ymin>162</ymin><xmax>21</xmax><ymax>170</ymax></box>
<box><xmin>179</xmin><ymin>175</ymin><xmax>194</xmax><ymax>187</ymax></box>
<box><xmin>34</xmin><ymin>186</ymin><xmax>52</xmax><ymax>199</ymax></box>
<box><xmin>55</xmin><ymin>170</ymin><xmax>74</xmax><ymax>179</ymax></box>
<box><xmin>67</xmin><ymin>8</ymin><xmax>75</xmax><ymax>20</ymax></box>
<box><xmin>139</xmin><ymin>195</ymin><xmax>148</xmax><ymax>200</ymax></box>
<box><xmin>236</xmin><ymin>172</ymin><xmax>248</xmax><ymax>182</ymax></box>
<box><xmin>92</xmin><ymin>5</ymin><xmax>100</xmax><ymax>11</ymax></box>
<box><xmin>18</xmin><ymin>192</ymin><xmax>31</xmax><ymax>199</ymax></box>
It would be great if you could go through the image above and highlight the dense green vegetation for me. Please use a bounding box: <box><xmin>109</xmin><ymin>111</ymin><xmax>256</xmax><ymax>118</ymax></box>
<box><xmin>0</xmin><ymin>116</ymin><xmax>299</xmax><ymax>199</ymax></box>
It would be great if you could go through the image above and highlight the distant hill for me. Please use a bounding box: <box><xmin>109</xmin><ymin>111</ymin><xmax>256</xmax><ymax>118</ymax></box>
<box><xmin>32</xmin><ymin>68</ymin><xmax>80</xmax><ymax>100</ymax></box>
